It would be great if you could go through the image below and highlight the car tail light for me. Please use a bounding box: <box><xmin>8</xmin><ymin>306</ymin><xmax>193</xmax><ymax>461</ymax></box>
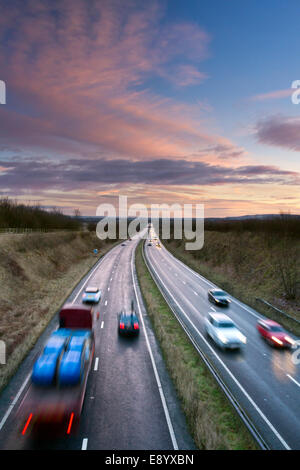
<box><xmin>134</xmin><ymin>323</ymin><xmax>139</xmax><ymax>330</ymax></box>
<box><xmin>120</xmin><ymin>323</ymin><xmax>125</xmax><ymax>329</ymax></box>
<box><xmin>271</xmin><ymin>336</ymin><xmax>283</xmax><ymax>346</ymax></box>
<box><xmin>21</xmin><ymin>413</ymin><xmax>33</xmax><ymax>435</ymax></box>
<box><xmin>67</xmin><ymin>412</ymin><xmax>74</xmax><ymax>434</ymax></box>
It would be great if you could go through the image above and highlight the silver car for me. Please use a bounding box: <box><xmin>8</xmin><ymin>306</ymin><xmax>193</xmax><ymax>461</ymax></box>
<box><xmin>205</xmin><ymin>312</ymin><xmax>246</xmax><ymax>350</ymax></box>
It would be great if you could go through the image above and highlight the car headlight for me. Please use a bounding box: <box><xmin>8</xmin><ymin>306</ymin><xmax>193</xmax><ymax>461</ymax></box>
<box><xmin>284</xmin><ymin>336</ymin><xmax>295</xmax><ymax>345</ymax></box>
<box><xmin>237</xmin><ymin>332</ymin><xmax>247</xmax><ymax>343</ymax></box>
<box><xmin>218</xmin><ymin>334</ymin><xmax>228</xmax><ymax>344</ymax></box>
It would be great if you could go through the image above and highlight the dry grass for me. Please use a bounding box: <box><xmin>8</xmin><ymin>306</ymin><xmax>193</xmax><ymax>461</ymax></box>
<box><xmin>0</xmin><ymin>231</ymin><xmax>119</xmax><ymax>391</ymax></box>
<box><xmin>135</xmin><ymin>241</ymin><xmax>258</xmax><ymax>450</ymax></box>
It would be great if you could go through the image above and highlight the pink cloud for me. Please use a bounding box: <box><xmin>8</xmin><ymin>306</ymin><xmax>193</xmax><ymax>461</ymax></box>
<box><xmin>249</xmin><ymin>89</ymin><xmax>293</xmax><ymax>102</ymax></box>
<box><xmin>0</xmin><ymin>0</ymin><xmax>226</xmax><ymax>160</ymax></box>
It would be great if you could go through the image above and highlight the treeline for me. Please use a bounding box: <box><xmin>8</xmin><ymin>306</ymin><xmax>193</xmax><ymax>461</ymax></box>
<box><xmin>163</xmin><ymin>214</ymin><xmax>300</xmax><ymax>239</ymax></box>
<box><xmin>204</xmin><ymin>214</ymin><xmax>300</xmax><ymax>237</ymax></box>
<box><xmin>0</xmin><ymin>198</ymin><xmax>82</xmax><ymax>230</ymax></box>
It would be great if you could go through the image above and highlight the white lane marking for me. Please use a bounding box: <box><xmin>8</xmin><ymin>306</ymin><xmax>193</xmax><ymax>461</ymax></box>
<box><xmin>0</xmin><ymin>372</ymin><xmax>31</xmax><ymax>431</ymax></box>
<box><xmin>108</xmin><ymin>287</ymin><xmax>110</xmax><ymax>291</ymax></box>
<box><xmin>94</xmin><ymin>357</ymin><xmax>99</xmax><ymax>371</ymax></box>
<box><xmin>105</xmin><ymin>300</ymin><xmax>108</xmax><ymax>306</ymax></box>
<box><xmin>101</xmin><ymin>321</ymin><xmax>104</xmax><ymax>329</ymax></box>
<box><xmin>287</xmin><ymin>374</ymin><xmax>300</xmax><ymax>388</ymax></box>
<box><xmin>146</xmin><ymin>250</ymin><xmax>291</xmax><ymax>450</ymax></box>
<box><xmin>81</xmin><ymin>438</ymin><xmax>88</xmax><ymax>450</ymax></box>
<box><xmin>182</xmin><ymin>280</ymin><xmax>186</xmax><ymax>285</ymax></box>
<box><xmin>193</xmin><ymin>291</ymin><xmax>198</xmax><ymax>296</ymax></box>
<box><xmin>110</xmin><ymin>277</ymin><xmax>113</xmax><ymax>281</ymax></box>
<box><xmin>131</xmin><ymin>248</ymin><xmax>178</xmax><ymax>451</ymax></box>
<box><xmin>210</xmin><ymin>307</ymin><xmax>216</xmax><ymax>312</ymax></box>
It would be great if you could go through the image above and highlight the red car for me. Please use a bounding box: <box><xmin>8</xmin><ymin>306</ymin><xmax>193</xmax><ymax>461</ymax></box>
<box><xmin>256</xmin><ymin>319</ymin><xmax>295</xmax><ymax>348</ymax></box>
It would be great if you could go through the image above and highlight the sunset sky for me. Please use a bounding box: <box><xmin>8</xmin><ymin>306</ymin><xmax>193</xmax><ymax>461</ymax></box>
<box><xmin>0</xmin><ymin>0</ymin><xmax>299</xmax><ymax>217</ymax></box>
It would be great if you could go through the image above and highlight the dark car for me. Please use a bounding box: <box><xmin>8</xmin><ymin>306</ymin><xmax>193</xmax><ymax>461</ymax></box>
<box><xmin>118</xmin><ymin>310</ymin><xmax>140</xmax><ymax>336</ymax></box>
<box><xmin>208</xmin><ymin>289</ymin><xmax>231</xmax><ymax>307</ymax></box>
<box><xmin>256</xmin><ymin>319</ymin><xmax>295</xmax><ymax>348</ymax></box>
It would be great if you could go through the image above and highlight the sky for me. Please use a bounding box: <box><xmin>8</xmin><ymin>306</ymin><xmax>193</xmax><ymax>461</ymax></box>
<box><xmin>0</xmin><ymin>0</ymin><xmax>299</xmax><ymax>217</ymax></box>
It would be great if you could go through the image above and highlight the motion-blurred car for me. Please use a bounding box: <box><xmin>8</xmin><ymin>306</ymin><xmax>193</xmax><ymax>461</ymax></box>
<box><xmin>118</xmin><ymin>310</ymin><xmax>140</xmax><ymax>336</ymax></box>
<box><xmin>82</xmin><ymin>286</ymin><xmax>101</xmax><ymax>304</ymax></box>
<box><xmin>208</xmin><ymin>289</ymin><xmax>231</xmax><ymax>307</ymax></box>
<box><xmin>256</xmin><ymin>319</ymin><xmax>295</xmax><ymax>348</ymax></box>
<box><xmin>205</xmin><ymin>312</ymin><xmax>246</xmax><ymax>349</ymax></box>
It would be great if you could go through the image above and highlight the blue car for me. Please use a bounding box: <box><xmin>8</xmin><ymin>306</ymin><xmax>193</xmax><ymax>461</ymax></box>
<box><xmin>82</xmin><ymin>286</ymin><xmax>101</xmax><ymax>304</ymax></box>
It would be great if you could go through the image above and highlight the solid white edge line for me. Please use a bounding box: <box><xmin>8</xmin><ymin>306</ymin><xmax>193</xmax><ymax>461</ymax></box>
<box><xmin>287</xmin><ymin>374</ymin><xmax>300</xmax><ymax>388</ymax></box>
<box><xmin>81</xmin><ymin>438</ymin><xmax>88</xmax><ymax>450</ymax></box>
<box><xmin>131</xmin><ymin>244</ymin><xmax>178</xmax><ymax>451</ymax></box>
<box><xmin>145</xmin><ymin>246</ymin><xmax>291</xmax><ymax>450</ymax></box>
<box><xmin>0</xmin><ymin>372</ymin><xmax>31</xmax><ymax>431</ymax></box>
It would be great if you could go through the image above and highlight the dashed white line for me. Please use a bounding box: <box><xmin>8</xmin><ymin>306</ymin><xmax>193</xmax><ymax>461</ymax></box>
<box><xmin>94</xmin><ymin>357</ymin><xmax>99</xmax><ymax>371</ymax></box>
<box><xmin>81</xmin><ymin>438</ymin><xmax>88</xmax><ymax>450</ymax></box>
<box><xmin>105</xmin><ymin>300</ymin><xmax>108</xmax><ymax>306</ymax></box>
<box><xmin>101</xmin><ymin>321</ymin><xmax>104</xmax><ymax>329</ymax></box>
<box><xmin>193</xmin><ymin>291</ymin><xmax>198</xmax><ymax>296</ymax></box>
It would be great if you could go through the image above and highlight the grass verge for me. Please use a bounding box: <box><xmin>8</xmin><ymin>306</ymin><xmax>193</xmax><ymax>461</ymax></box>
<box><xmin>0</xmin><ymin>232</ymin><xmax>120</xmax><ymax>392</ymax></box>
<box><xmin>135</xmin><ymin>240</ymin><xmax>258</xmax><ymax>450</ymax></box>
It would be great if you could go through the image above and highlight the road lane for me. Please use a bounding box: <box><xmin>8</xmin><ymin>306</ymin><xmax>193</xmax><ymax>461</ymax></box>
<box><xmin>0</xmin><ymin>237</ymin><xmax>195</xmax><ymax>450</ymax></box>
<box><xmin>145</xmin><ymin>238</ymin><xmax>300</xmax><ymax>450</ymax></box>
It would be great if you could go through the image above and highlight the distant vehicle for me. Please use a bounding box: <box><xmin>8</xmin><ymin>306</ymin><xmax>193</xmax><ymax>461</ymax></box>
<box><xmin>121</xmin><ymin>243</ymin><xmax>126</xmax><ymax>246</ymax></box>
<box><xmin>256</xmin><ymin>319</ymin><xmax>295</xmax><ymax>348</ymax></box>
<box><xmin>208</xmin><ymin>289</ymin><xmax>231</xmax><ymax>307</ymax></box>
<box><xmin>82</xmin><ymin>286</ymin><xmax>101</xmax><ymax>304</ymax></box>
<box><xmin>147</xmin><ymin>243</ymin><xmax>152</xmax><ymax>246</ymax></box>
<box><xmin>205</xmin><ymin>312</ymin><xmax>246</xmax><ymax>350</ymax></box>
<box><xmin>118</xmin><ymin>303</ymin><xmax>140</xmax><ymax>336</ymax></box>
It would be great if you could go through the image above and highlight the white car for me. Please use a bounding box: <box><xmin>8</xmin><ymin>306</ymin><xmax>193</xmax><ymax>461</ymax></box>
<box><xmin>82</xmin><ymin>286</ymin><xmax>102</xmax><ymax>304</ymax></box>
<box><xmin>205</xmin><ymin>312</ymin><xmax>246</xmax><ymax>350</ymax></box>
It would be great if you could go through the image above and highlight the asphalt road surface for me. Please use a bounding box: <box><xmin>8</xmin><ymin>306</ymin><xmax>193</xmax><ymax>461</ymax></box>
<box><xmin>145</xmin><ymin>237</ymin><xmax>300</xmax><ymax>450</ymax></box>
<box><xmin>0</xmin><ymin>235</ymin><xmax>195</xmax><ymax>450</ymax></box>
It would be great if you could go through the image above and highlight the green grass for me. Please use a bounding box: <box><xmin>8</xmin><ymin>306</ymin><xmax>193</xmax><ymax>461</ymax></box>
<box><xmin>0</xmin><ymin>232</ymin><xmax>120</xmax><ymax>392</ymax></box>
<box><xmin>135</xmin><ymin>240</ymin><xmax>258</xmax><ymax>450</ymax></box>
